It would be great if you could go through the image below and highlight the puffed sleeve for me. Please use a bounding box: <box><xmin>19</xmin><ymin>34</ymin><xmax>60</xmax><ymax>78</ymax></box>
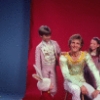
<box><xmin>85</xmin><ymin>53</ymin><xmax>100</xmax><ymax>90</ymax></box>
<box><xmin>59</xmin><ymin>55</ymin><xmax>83</xmax><ymax>87</ymax></box>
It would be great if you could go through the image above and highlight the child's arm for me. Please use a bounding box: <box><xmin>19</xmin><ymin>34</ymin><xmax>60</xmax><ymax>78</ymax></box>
<box><xmin>35</xmin><ymin>46</ymin><xmax>42</xmax><ymax>77</ymax></box>
<box><xmin>61</xmin><ymin>52</ymin><xmax>67</xmax><ymax>55</ymax></box>
<box><xmin>56</xmin><ymin>41</ymin><xmax>61</xmax><ymax>55</ymax></box>
<box><xmin>55</xmin><ymin>41</ymin><xmax>61</xmax><ymax>65</ymax></box>
<box><xmin>85</xmin><ymin>53</ymin><xmax>100</xmax><ymax>90</ymax></box>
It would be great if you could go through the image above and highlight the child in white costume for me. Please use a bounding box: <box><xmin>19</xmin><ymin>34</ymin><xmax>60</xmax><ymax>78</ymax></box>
<box><xmin>32</xmin><ymin>25</ymin><xmax>61</xmax><ymax>99</ymax></box>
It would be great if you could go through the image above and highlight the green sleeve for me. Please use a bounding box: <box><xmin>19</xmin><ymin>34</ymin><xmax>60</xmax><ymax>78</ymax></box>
<box><xmin>59</xmin><ymin>55</ymin><xmax>83</xmax><ymax>87</ymax></box>
<box><xmin>85</xmin><ymin>53</ymin><xmax>100</xmax><ymax>90</ymax></box>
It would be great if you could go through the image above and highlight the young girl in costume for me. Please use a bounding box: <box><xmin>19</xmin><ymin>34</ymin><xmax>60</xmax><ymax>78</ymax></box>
<box><xmin>89</xmin><ymin>37</ymin><xmax>100</xmax><ymax>71</ymax></box>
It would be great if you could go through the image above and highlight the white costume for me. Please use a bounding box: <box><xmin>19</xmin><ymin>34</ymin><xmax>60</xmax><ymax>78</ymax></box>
<box><xmin>33</xmin><ymin>40</ymin><xmax>61</xmax><ymax>93</ymax></box>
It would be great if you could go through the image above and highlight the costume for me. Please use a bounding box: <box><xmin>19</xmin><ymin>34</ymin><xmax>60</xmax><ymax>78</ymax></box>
<box><xmin>91</xmin><ymin>53</ymin><xmax>100</xmax><ymax>71</ymax></box>
<box><xmin>34</xmin><ymin>40</ymin><xmax>60</xmax><ymax>98</ymax></box>
<box><xmin>84</xmin><ymin>53</ymin><xmax>100</xmax><ymax>89</ymax></box>
<box><xmin>60</xmin><ymin>51</ymin><xmax>100</xmax><ymax>100</ymax></box>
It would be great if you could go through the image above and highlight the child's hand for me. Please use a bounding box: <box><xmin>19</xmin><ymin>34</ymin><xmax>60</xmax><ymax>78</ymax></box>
<box><xmin>92</xmin><ymin>90</ymin><xmax>100</xmax><ymax>98</ymax></box>
<box><xmin>49</xmin><ymin>83</ymin><xmax>54</xmax><ymax>90</ymax></box>
<box><xmin>61</xmin><ymin>52</ymin><xmax>66</xmax><ymax>55</ymax></box>
<box><xmin>32</xmin><ymin>74</ymin><xmax>42</xmax><ymax>81</ymax></box>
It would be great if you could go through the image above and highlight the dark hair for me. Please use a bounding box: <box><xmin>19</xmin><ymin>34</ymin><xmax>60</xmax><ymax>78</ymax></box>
<box><xmin>38</xmin><ymin>25</ymin><xmax>51</xmax><ymax>36</ymax></box>
<box><xmin>89</xmin><ymin>37</ymin><xmax>100</xmax><ymax>62</ymax></box>
<box><xmin>68</xmin><ymin>34</ymin><xmax>84</xmax><ymax>47</ymax></box>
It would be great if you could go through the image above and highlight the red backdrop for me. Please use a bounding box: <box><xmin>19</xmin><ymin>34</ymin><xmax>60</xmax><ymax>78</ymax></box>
<box><xmin>23</xmin><ymin>0</ymin><xmax>100</xmax><ymax>100</ymax></box>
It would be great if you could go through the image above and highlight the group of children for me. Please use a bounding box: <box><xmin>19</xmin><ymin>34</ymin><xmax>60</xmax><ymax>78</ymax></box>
<box><xmin>32</xmin><ymin>25</ymin><xmax>100</xmax><ymax>100</ymax></box>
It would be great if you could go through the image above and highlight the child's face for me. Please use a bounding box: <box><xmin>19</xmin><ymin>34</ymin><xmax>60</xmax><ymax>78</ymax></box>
<box><xmin>41</xmin><ymin>35</ymin><xmax>51</xmax><ymax>42</ymax></box>
<box><xmin>90</xmin><ymin>39</ymin><xmax>99</xmax><ymax>51</ymax></box>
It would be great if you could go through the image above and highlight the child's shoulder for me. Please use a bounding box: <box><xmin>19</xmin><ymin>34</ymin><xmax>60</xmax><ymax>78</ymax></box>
<box><xmin>51</xmin><ymin>40</ymin><xmax>56</xmax><ymax>42</ymax></box>
<box><xmin>51</xmin><ymin>40</ymin><xmax>58</xmax><ymax>44</ymax></box>
<box><xmin>36</xmin><ymin>42</ymin><xmax>42</xmax><ymax>49</ymax></box>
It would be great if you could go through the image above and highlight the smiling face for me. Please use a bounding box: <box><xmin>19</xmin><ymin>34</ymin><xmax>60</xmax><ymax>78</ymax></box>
<box><xmin>70</xmin><ymin>39</ymin><xmax>81</xmax><ymax>52</ymax></box>
<box><xmin>90</xmin><ymin>39</ymin><xmax>99</xmax><ymax>51</ymax></box>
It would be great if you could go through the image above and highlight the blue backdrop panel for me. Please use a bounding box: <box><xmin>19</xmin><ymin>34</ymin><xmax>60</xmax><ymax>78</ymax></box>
<box><xmin>0</xmin><ymin>0</ymin><xmax>30</xmax><ymax>98</ymax></box>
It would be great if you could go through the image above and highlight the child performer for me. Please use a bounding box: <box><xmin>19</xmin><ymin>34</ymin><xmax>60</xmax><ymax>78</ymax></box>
<box><xmin>32</xmin><ymin>25</ymin><xmax>61</xmax><ymax>100</ymax></box>
<box><xmin>83</xmin><ymin>37</ymin><xmax>100</xmax><ymax>100</ymax></box>
<box><xmin>89</xmin><ymin>37</ymin><xmax>100</xmax><ymax>71</ymax></box>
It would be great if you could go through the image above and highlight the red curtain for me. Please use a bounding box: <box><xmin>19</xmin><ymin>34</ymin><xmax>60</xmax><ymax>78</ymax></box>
<box><xmin>23</xmin><ymin>0</ymin><xmax>100</xmax><ymax>100</ymax></box>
